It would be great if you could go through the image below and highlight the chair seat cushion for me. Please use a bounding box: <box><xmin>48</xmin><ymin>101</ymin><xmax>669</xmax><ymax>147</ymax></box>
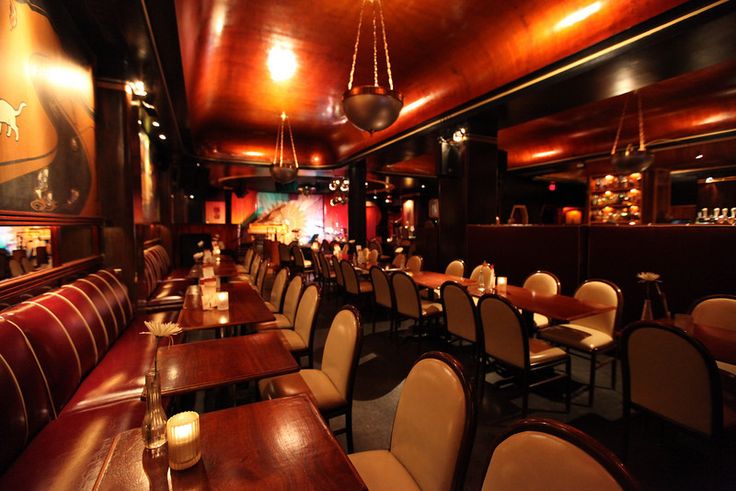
<box><xmin>421</xmin><ymin>300</ymin><xmax>443</xmax><ymax>317</ymax></box>
<box><xmin>235</xmin><ymin>264</ymin><xmax>247</xmax><ymax>273</ymax></box>
<box><xmin>259</xmin><ymin>369</ymin><xmax>346</xmax><ymax>413</ymax></box>
<box><xmin>280</xmin><ymin>329</ymin><xmax>307</xmax><ymax>351</ymax></box>
<box><xmin>62</xmin><ymin>311</ymin><xmax>178</xmax><ymax>414</ymax></box>
<box><xmin>532</xmin><ymin>313</ymin><xmax>551</xmax><ymax>329</ymax></box>
<box><xmin>359</xmin><ymin>281</ymin><xmax>373</xmax><ymax>293</ymax></box>
<box><xmin>348</xmin><ymin>450</ymin><xmax>421</xmax><ymax>491</ymax></box>
<box><xmin>254</xmin><ymin>313</ymin><xmax>292</xmax><ymax>331</ymax></box>
<box><xmin>265</xmin><ymin>301</ymin><xmax>278</xmax><ymax>313</ymax></box>
<box><xmin>0</xmin><ymin>399</ymin><xmax>144</xmax><ymax>491</ymax></box>
<box><xmin>539</xmin><ymin>323</ymin><xmax>614</xmax><ymax>352</ymax></box>
<box><xmin>528</xmin><ymin>338</ymin><xmax>567</xmax><ymax>365</ymax></box>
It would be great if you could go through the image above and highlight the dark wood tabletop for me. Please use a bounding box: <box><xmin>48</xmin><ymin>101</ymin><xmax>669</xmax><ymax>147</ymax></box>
<box><xmin>93</xmin><ymin>395</ymin><xmax>366</xmax><ymax>491</ymax></box>
<box><xmin>178</xmin><ymin>282</ymin><xmax>275</xmax><ymax>331</ymax></box>
<box><xmin>157</xmin><ymin>332</ymin><xmax>298</xmax><ymax>397</ymax></box>
<box><xmin>470</xmin><ymin>284</ymin><xmax>616</xmax><ymax>322</ymax></box>
<box><xmin>188</xmin><ymin>257</ymin><xmax>240</xmax><ymax>279</ymax></box>
<box><xmin>659</xmin><ymin>315</ymin><xmax>736</xmax><ymax>365</ymax></box>
<box><xmin>409</xmin><ymin>271</ymin><xmax>476</xmax><ymax>290</ymax></box>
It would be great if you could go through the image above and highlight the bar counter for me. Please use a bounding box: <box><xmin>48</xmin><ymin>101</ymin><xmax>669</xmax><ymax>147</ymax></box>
<box><xmin>467</xmin><ymin>224</ymin><xmax>736</xmax><ymax>324</ymax></box>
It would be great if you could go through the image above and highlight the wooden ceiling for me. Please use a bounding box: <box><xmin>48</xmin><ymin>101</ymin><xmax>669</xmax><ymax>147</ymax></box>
<box><xmin>173</xmin><ymin>0</ymin><xmax>691</xmax><ymax>167</ymax></box>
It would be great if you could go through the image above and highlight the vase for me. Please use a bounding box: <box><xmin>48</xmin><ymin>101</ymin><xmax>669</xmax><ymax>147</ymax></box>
<box><xmin>640</xmin><ymin>298</ymin><xmax>654</xmax><ymax>321</ymax></box>
<box><xmin>142</xmin><ymin>368</ymin><xmax>167</xmax><ymax>449</ymax></box>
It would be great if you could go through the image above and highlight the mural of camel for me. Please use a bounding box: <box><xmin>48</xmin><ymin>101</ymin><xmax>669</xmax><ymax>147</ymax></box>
<box><xmin>0</xmin><ymin>99</ymin><xmax>27</xmax><ymax>142</ymax></box>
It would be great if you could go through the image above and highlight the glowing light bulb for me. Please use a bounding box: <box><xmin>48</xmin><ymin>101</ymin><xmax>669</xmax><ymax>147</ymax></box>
<box><xmin>267</xmin><ymin>45</ymin><xmax>297</xmax><ymax>82</ymax></box>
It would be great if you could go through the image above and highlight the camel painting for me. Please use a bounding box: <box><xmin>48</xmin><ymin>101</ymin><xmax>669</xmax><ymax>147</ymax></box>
<box><xmin>0</xmin><ymin>99</ymin><xmax>26</xmax><ymax>142</ymax></box>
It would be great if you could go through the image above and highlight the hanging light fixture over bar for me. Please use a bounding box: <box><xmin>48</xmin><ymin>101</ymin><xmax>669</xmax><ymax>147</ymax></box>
<box><xmin>342</xmin><ymin>0</ymin><xmax>403</xmax><ymax>134</ymax></box>
<box><xmin>270</xmin><ymin>112</ymin><xmax>299</xmax><ymax>184</ymax></box>
<box><xmin>610</xmin><ymin>91</ymin><xmax>654</xmax><ymax>172</ymax></box>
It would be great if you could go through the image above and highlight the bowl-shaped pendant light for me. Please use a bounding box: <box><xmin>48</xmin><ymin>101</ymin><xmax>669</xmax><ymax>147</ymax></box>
<box><xmin>271</xmin><ymin>112</ymin><xmax>299</xmax><ymax>184</ymax></box>
<box><xmin>610</xmin><ymin>91</ymin><xmax>654</xmax><ymax>172</ymax></box>
<box><xmin>342</xmin><ymin>0</ymin><xmax>403</xmax><ymax>134</ymax></box>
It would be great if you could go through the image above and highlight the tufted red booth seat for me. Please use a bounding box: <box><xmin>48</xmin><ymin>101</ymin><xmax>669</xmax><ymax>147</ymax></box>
<box><xmin>0</xmin><ymin>269</ymin><xmax>179</xmax><ymax>490</ymax></box>
<box><xmin>141</xmin><ymin>244</ymin><xmax>192</xmax><ymax>309</ymax></box>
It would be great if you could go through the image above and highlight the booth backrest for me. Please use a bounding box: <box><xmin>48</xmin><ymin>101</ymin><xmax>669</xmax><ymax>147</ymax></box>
<box><xmin>142</xmin><ymin>245</ymin><xmax>173</xmax><ymax>299</ymax></box>
<box><xmin>0</xmin><ymin>269</ymin><xmax>133</xmax><ymax>471</ymax></box>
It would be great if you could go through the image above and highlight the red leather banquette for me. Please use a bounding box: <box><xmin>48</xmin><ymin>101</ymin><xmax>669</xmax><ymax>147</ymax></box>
<box><xmin>0</xmin><ymin>269</ymin><xmax>177</xmax><ymax>490</ymax></box>
<box><xmin>141</xmin><ymin>244</ymin><xmax>191</xmax><ymax>309</ymax></box>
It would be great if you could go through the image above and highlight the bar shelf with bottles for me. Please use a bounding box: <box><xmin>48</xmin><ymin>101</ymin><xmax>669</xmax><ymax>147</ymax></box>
<box><xmin>588</xmin><ymin>169</ymin><xmax>670</xmax><ymax>225</ymax></box>
<box><xmin>697</xmin><ymin>207</ymin><xmax>736</xmax><ymax>225</ymax></box>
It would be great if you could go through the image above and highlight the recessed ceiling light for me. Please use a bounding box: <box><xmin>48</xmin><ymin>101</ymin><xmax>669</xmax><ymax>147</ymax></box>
<box><xmin>189</xmin><ymin>194</ymin><xmax>195</xmax><ymax>199</ymax></box>
<box><xmin>267</xmin><ymin>44</ymin><xmax>297</xmax><ymax>82</ymax></box>
<box><xmin>152</xmin><ymin>121</ymin><xmax>160</xmax><ymax>127</ymax></box>
<box><xmin>555</xmin><ymin>2</ymin><xmax>603</xmax><ymax>31</ymax></box>
<box><xmin>705</xmin><ymin>177</ymin><xmax>714</xmax><ymax>183</ymax></box>
<box><xmin>158</xmin><ymin>134</ymin><xmax>167</xmax><ymax>140</ymax></box>
<box><xmin>137</xmin><ymin>119</ymin><xmax>142</xmax><ymax>125</ymax></box>
<box><xmin>695</xmin><ymin>154</ymin><xmax>704</xmax><ymax>159</ymax></box>
<box><xmin>420</xmin><ymin>184</ymin><xmax>426</xmax><ymax>189</ymax></box>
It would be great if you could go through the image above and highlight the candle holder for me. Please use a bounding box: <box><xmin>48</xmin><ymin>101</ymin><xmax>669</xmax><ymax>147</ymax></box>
<box><xmin>166</xmin><ymin>411</ymin><xmax>202</xmax><ymax>470</ymax></box>
<box><xmin>496</xmin><ymin>276</ymin><xmax>508</xmax><ymax>294</ymax></box>
<box><xmin>216</xmin><ymin>291</ymin><xmax>229</xmax><ymax>310</ymax></box>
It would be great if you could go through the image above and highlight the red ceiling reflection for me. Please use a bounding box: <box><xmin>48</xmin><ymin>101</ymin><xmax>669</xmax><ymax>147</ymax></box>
<box><xmin>174</xmin><ymin>0</ymin><xmax>689</xmax><ymax>166</ymax></box>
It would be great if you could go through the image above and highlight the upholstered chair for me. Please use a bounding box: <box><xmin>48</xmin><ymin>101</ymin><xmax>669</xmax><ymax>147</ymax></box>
<box><xmin>255</xmin><ymin>260</ymin><xmax>269</xmax><ymax>295</ymax></box>
<box><xmin>691</xmin><ymin>295</ymin><xmax>736</xmax><ymax>330</ymax></box>
<box><xmin>482</xmin><ymin>418</ymin><xmax>636</xmax><ymax>491</ymax></box>
<box><xmin>441</xmin><ymin>282</ymin><xmax>484</xmax><ymax>396</ymax></box>
<box><xmin>291</xmin><ymin>245</ymin><xmax>314</xmax><ymax>279</ymax></box>
<box><xmin>256</xmin><ymin>274</ymin><xmax>303</xmax><ymax>330</ymax></box>
<box><xmin>538</xmin><ymin>279</ymin><xmax>622</xmax><ymax>405</ymax></box>
<box><xmin>259</xmin><ymin>306</ymin><xmax>362</xmax><ymax>451</ymax></box>
<box><xmin>348</xmin><ymin>352</ymin><xmax>475</xmax><ymax>491</ymax></box>
<box><xmin>8</xmin><ymin>259</ymin><xmax>23</xmax><ymax>277</ymax></box>
<box><xmin>392</xmin><ymin>271</ymin><xmax>442</xmax><ymax>339</ymax></box>
<box><xmin>341</xmin><ymin>260</ymin><xmax>373</xmax><ymax>304</ymax></box>
<box><xmin>370</xmin><ymin>266</ymin><xmax>393</xmax><ymax>333</ymax></box>
<box><xmin>444</xmin><ymin>259</ymin><xmax>465</xmax><ymax>278</ymax></box>
<box><xmin>332</xmin><ymin>255</ymin><xmax>345</xmax><ymax>292</ymax></box>
<box><xmin>622</xmin><ymin>321</ymin><xmax>736</xmax><ymax>440</ymax></box>
<box><xmin>523</xmin><ymin>270</ymin><xmax>561</xmax><ymax>328</ymax></box>
<box><xmin>479</xmin><ymin>294</ymin><xmax>570</xmax><ymax>416</ymax></box>
<box><xmin>469</xmin><ymin>264</ymin><xmax>492</xmax><ymax>286</ymax></box>
<box><xmin>278</xmin><ymin>283</ymin><xmax>321</xmax><ymax>367</ymax></box>
<box><xmin>265</xmin><ymin>267</ymin><xmax>289</xmax><ymax>312</ymax></box>
<box><xmin>406</xmin><ymin>255</ymin><xmax>423</xmax><ymax>274</ymax></box>
<box><xmin>20</xmin><ymin>257</ymin><xmax>34</xmax><ymax>274</ymax></box>
<box><xmin>278</xmin><ymin>242</ymin><xmax>293</xmax><ymax>268</ymax></box>
<box><xmin>318</xmin><ymin>252</ymin><xmax>336</xmax><ymax>290</ymax></box>
<box><xmin>238</xmin><ymin>247</ymin><xmax>254</xmax><ymax>274</ymax></box>
<box><xmin>392</xmin><ymin>253</ymin><xmax>407</xmax><ymax>269</ymax></box>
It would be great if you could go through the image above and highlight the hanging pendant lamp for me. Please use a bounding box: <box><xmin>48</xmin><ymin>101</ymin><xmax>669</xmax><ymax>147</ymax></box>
<box><xmin>270</xmin><ymin>112</ymin><xmax>299</xmax><ymax>184</ymax></box>
<box><xmin>610</xmin><ymin>91</ymin><xmax>654</xmax><ymax>172</ymax></box>
<box><xmin>342</xmin><ymin>0</ymin><xmax>403</xmax><ymax>134</ymax></box>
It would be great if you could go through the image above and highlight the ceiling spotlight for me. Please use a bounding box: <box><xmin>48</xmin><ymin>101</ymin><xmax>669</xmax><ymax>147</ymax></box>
<box><xmin>267</xmin><ymin>44</ymin><xmax>297</xmax><ymax>82</ymax></box>
<box><xmin>705</xmin><ymin>177</ymin><xmax>714</xmax><ymax>183</ymax></box>
<box><xmin>696</xmin><ymin>154</ymin><xmax>704</xmax><ymax>159</ymax></box>
<box><xmin>137</xmin><ymin>119</ymin><xmax>142</xmax><ymax>125</ymax></box>
<box><xmin>385</xmin><ymin>198</ymin><xmax>390</xmax><ymax>204</ymax></box>
<box><xmin>373</xmin><ymin>195</ymin><xmax>377</xmax><ymax>199</ymax></box>
<box><xmin>152</xmin><ymin>121</ymin><xmax>160</xmax><ymax>127</ymax></box>
<box><xmin>189</xmin><ymin>194</ymin><xmax>195</xmax><ymax>199</ymax></box>
<box><xmin>452</xmin><ymin>128</ymin><xmax>467</xmax><ymax>143</ymax></box>
<box><xmin>128</xmin><ymin>80</ymin><xmax>147</xmax><ymax>97</ymax></box>
<box><xmin>158</xmin><ymin>134</ymin><xmax>167</xmax><ymax>140</ymax></box>
<box><xmin>420</xmin><ymin>184</ymin><xmax>426</xmax><ymax>189</ymax></box>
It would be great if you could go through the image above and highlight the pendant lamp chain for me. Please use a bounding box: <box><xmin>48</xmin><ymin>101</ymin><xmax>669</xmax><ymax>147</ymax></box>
<box><xmin>637</xmin><ymin>92</ymin><xmax>646</xmax><ymax>151</ymax></box>
<box><xmin>347</xmin><ymin>0</ymin><xmax>395</xmax><ymax>91</ymax></box>
<box><xmin>272</xmin><ymin>112</ymin><xmax>299</xmax><ymax>168</ymax></box>
<box><xmin>611</xmin><ymin>91</ymin><xmax>647</xmax><ymax>155</ymax></box>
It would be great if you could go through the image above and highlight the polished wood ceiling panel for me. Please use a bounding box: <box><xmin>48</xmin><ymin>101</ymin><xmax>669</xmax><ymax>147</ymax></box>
<box><xmin>499</xmin><ymin>60</ymin><xmax>736</xmax><ymax>168</ymax></box>
<box><xmin>174</xmin><ymin>0</ymin><xmax>689</xmax><ymax>165</ymax></box>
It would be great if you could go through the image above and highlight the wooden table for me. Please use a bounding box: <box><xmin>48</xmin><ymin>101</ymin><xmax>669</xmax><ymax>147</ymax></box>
<box><xmin>157</xmin><ymin>332</ymin><xmax>298</xmax><ymax>397</ymax></box>
<box><xmin>188</xmin><ymin>257</ymin><xmax>240</xmax><ymax>279</ymax></box>
<box><xmin>408</xmin><ymin>271</ymin><xmax>475</xmax><ymax>290</ymax></box>
<box><xmin>661</xmin><ymin>315</ymin><xmax>736</xmax><ymax>365</ymax></box>
<box><xmin>178</xmin><ymin>282</ymin><xmax>275</xmax><ymax>332</ymax></box>
<box><xmin>93</xmin><ymin>395</ymin><xmax>366</xmax><ymax>490</ymax></box>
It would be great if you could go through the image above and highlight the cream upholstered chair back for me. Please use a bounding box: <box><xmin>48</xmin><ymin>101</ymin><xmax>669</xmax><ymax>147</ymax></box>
<box><xmin>9</xmin><ymin>259</ymin><xmax>23</xmax><ymax>277</ymax></box>
<box><xmin>293</xmin><ymin>284</ymin><xmax>321</xmax><ymax>346</ymax></box>
<box><xmin>270</xmin><ymin>267</ymin><xmax>289</xmax><ymax>309</ymax></box>
<box><xmin>322</xmin><ymin>306</ymin><xmax>362</xmax><ymax>400</ymax></box>
<box><xmin>482</xmin><ymin>418</ymin><xmax>635</xmax><ymax>491</ymax></box>
<box><xmin>250</xmin><ymin>254</ymin><xmax>262</xmax><ymax>276</ymax></box>
<box><xmin>406</xmin><ymin>255</ymin><xmax>423</xmax><ymax>274</ymax></box>
<box><xmin>370</xmin><ymin>266</ymin><xmax>392</xmax><ymax>309</ymax></box>
<box><xmin>622</xmin><ymin>322</ymin><xmax>721</xmax><ymax>437</ymax></box>
<box><xmin>470</xmin><ymin>264</ymin><xmax>492</xmax><ymax>286</ymax></box>
<box><xmin>341</xmin><ymin>260</ymin><xmax>360</xmax><ymax>295</ymax></box>
<box><xmin>390</xmin><ymin>352</ymin><xmax>473</xmax><ymax>491</ymax></box>
<box><xmin>243</xmin><ymin>248</ymin><xmax>254</xmax><ymax>271</ymax></box>
<box><xmin>332</xmin><ymin>256</ymin><xmax>344</xmax><ymax>287</ymax></box>
<box><xmin>281</xmin><ymin>275</ymin><xmax>304</xmax><ymax>323</ymax></box>
<box><xmin>392</xmin><ymin>272</ymin><xmax>421</xmax><ymax>320</ymax></box>
<box><xmin>392</xmin><ymin>253</ymin><xmax>406</xmax><ymax>269</ymax></box>
<box><xmin>317</xmin><ymin>252</ymin><xmax>330</xmax><ymax>276</ymax></box>
<box><xmin>368</xmin><ymin>249</ymin><xmax>379</xmax><ymax>265</ymax></box>
<box><xmin>479</xmin><ymin>295</ymin><xmax>527</xmax><ymax>369</ymax></box>
<box><xmin>441</xmin><ymin>282</ymin><xmax>478</xmax><ymax>343</ymax></box>
<box><xmin>255</xmin><ymin>260</ymin><xmax>269</xmax><ymax>294</ymax></box>
<box><xmin>691</xmin><ymin>295</ymin><xmax>736</xmax><ymax>331</ymax></box>
<box><xmin>445</xmin><ymin>259</ymin><xmax>465</xmax><ymax>277</ymax></box>
<box><xmin>573</xmin><ymin>280</ymin><xmax>621</xmax><ymax>336</ymax></box>
<box><xmin>312</xmin><ymin>250</ymin><xmax>322</xmax><ymax>277</ymax></box>
<box><xmin>523</xmin><ymin>271</ymin><xmax>560</xmax><ymax>296</ymax></box>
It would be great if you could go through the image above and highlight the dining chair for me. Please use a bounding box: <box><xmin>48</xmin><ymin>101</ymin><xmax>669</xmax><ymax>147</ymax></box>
<box><xmin>265</xmin><ymin>267</ymin><xmax>289</xmax><ymax>313</ymax></box>
<box><xmin>256</xmin><ymin>274</ymin><xmax>303</xmax><ymax>330</ymax></box>
<box><xmin>538</xmin><ymin>279</ymin><xmax>622</xmax><ymax>406</ymax></box>
<box><xmin>239</xmin><ymin>247</ymin><xmax>254</xmax><ymax>274</ymax></box>
<box><xmin>690</xmin><ymin>295</ymin><xmax>736</xmax><ymax>330</ymax></box>
<box><xmin>391</xmin><ymin>253</ymin><xmax>406</xmax><ymax>269</ymax></box>
<box><xmin>341</xmin><ymin>260</ymin><xmax>373</xmax><ymax>308</ymax></box>
<box><xmin>348</xmin><ymin>352</ymin><xmax>475</xmax><ymax>491</ymax></box>
<box><xmin>367</xmin><ymin>249</ymin><xmax>379</xmax><ymax>266</ymax></box>
<box><xmin>8</xmin><ymin>259</ymin><xmax>24</xmax><ymax>277</ymax></box>
<box><xmin>317</xmin><ymin>252</ymin><xmax>336</xmax><ymax>290</ymax></box>
<box><xmin>481</xmin><ymin>418</ymin><xmax>637</xmax><ymax>491</ymax></box>
<box><xmin>622</xmin><ymin>321</ymin><xmax>735</xmax><ymax>454</ymax></box>
<box><xmin>478</xmin><ymin>294</ymin><xmax>570</xmax><ymax>416</ymax></box>
<box><xmin>523</xmin><ymin>270</ymin><xmax>561</xmax><ymax>328</ymax></box>
<box><xmin>392</xmin><ymin>271</ymin><xmax>442</xmax><ymax>339</ymax></box>
<box><xmin>332</xmin><ymin>255</ymin><xmax>345</xmax><ymax>293</ymax></box>
<box><xmin>406</xmin><ymin>255</ymin><xmax>423</xmax><ymax>274</ymax></box>
<box><xmin>254</xmin><ymin>260</ymin><xmax>269</xmax><ymax>295</ymax></box>
<box><xmin>370</xmin><ymin>266</ymin><xmax>393</xmax><ymax>334</ymax></box>
<box><xmin>444</xmin><ymin>259</ymin><xmax>465</xmax><ymax>277</ymax></box>
<box><xmin>278</xmin><ymin>283</ymin><xmax>321</xmax><ymax>367</ymax></box>
<box><xmin>259</xmin><ymin>305</ymin><xmax>362</xmax><ymax>451</ymax></box>
<box><xmin>441</xmin><ymin>282</ymin><xmax>484</xmax><ymax>397</ymax></box>
<box><xmin>291</xmin><ymin>245</ymin><xmax>314</xmax><ymax>280</ymax></box>
<box><xmin>20</xmin><ymin>257</ymin><xmax>34</xmax><ymax>274</ymax></box>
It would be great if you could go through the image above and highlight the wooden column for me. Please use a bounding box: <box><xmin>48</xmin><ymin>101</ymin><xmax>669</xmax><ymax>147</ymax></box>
<box><xmin>348</xmin><ymin>161</ymin><xmax>367</xmax><ymax>245</ymax></box>
<box><xmin>437</xmin><ymin>117</ymin><xmax>505</xmax><ymax>263</ymax></box>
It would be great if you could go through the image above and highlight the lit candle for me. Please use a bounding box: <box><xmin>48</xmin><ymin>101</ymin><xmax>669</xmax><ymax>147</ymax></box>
<box><xmin>166</xmin><ymin>411</ymin><xmax>201</xmax><ymax>470</ymax></box>
<box><xmin>496</xmin><ymin>276</ymin><xmax>508</xmax><ymax>293</ymax></box>
<box><xmin>216</xmin><ymin>291</ymin><xmax>229</xmax><ymax>310</ymax></box>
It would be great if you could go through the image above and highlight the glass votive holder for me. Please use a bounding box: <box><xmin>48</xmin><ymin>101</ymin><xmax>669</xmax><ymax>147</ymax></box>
<box><xmin>166</xmin><ymin>411</ymin><xmax>201</xmax><ymax>471</ymax></box>
<box><xmin>496</xmin><ymin>276</ymin><xmax>508</xmax><ymax>293</ymax></box>
<box><xmin>216</xmin><ymin>291</ymin><xmax>229</xmax><ymax>310</ymax></box>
